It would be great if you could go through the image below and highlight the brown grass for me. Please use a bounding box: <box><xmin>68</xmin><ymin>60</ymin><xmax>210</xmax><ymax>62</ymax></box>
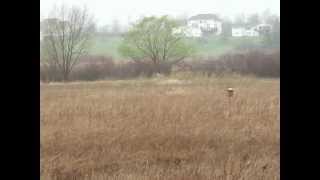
<box><xmin>40</xmin><ymin>74</ymin><xmax>280</xmax><ymax>180</ymax></box>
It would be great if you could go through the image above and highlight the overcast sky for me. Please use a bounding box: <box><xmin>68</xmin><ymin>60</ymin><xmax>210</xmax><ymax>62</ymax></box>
<box><xmin>40</xmin><ymin>0</ymin><xmax>280</xmax><ymax>27</ymax></box>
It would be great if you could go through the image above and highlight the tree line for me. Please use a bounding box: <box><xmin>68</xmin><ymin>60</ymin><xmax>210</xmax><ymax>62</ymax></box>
<box><xmin>40</xmin><ymin>5</ymin><xmax>280</xmax><ymax>82</ymax></box>
<box><xmin>41</xmin><ymin>5</ymin><xmax>195</xmax><ymax>81</ymax></box>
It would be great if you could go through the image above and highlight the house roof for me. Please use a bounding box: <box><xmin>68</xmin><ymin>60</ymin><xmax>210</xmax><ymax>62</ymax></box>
<box><xmin>188</xmin><ymin>14</ymin><xmax>221</xmax><ymax>21</ymax></box>
<box><xmin>41</xmin><ymin>18</ymin><xmax>60</xmax><ymax>25</ymax></box>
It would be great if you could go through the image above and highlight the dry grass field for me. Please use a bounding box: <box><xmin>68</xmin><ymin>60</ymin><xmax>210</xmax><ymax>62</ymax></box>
<box><xmin>40</xmin><ymin>74</ymin><xmax>280</xmax><ymax>180</ymax></box>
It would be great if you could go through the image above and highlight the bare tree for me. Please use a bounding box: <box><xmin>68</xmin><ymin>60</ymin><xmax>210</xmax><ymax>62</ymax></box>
<box><xmin>40</xmin><ymin>5</ymin><xmax>95</xmax><ymax>81</ymax></box>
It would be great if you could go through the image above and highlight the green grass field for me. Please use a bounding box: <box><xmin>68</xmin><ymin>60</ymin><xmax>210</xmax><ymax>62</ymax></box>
<box><xmin>88</xmin><ymin>35</ymin><xmax>124</xmax><ymax>59</ymax></box>
<box><xmin>88</xmin><ymin>35</ymin><xmax>264</xmax><ymax>60</ymax></box>
<box><xmin>188</xmin><ymin>36</ymin><xmax>263</xmax><ymax>57</ymax></box>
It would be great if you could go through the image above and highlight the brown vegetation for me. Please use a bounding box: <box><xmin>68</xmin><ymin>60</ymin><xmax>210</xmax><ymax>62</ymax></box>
<box><xmin>40</xmin><ymin>50</ymin><xmax>280</xmax><ymax>82</ymax></box>
<box><xmin>41</xmin><ymin>74</ymin><xmax>279</xmax><ymax>180</ymax></box>
<box><xmin>191</xmin><ymin>50</ymin><xmax>280</xmax><ymax>77</ymax></box>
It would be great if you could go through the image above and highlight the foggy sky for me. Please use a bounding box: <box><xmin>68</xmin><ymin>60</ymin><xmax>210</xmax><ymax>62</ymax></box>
<box><xmin>40</xmin><ymin>0</ymin><xmax>280</xmax><ymax>27</ymax></box>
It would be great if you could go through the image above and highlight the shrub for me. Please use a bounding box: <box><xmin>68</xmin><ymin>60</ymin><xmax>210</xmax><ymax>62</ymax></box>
<box><xmin>190</xmin><ymin>49</ymin><xmax>280</xmax><ymax>77</ymax></box>
<box><xmin>40</xmin><ymin>62</ymin><xmax>64</xmax><ymax>82</ymax></box>
<box><xmin>71</xmin><ymin>56</ymin><xmax>115</xmax><ymax>81</ymax></box>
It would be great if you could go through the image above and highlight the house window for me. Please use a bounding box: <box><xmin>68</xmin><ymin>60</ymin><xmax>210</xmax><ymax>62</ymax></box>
<box><xmin>192</xmin><ymin>23</ymin><xmax>198</xmax><ymax>28</ymax></box>
<box><xmin>213</xmin><ymin>27</ymin><xmax>217</xmax><ymax>33</ymax></box>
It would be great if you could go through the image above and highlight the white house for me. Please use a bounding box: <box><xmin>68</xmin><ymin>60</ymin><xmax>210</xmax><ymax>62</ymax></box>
<box><xmin>187</xmin><ymin>14</ymin><xmax>222</xmax><ymax>36</ymax></box>
<box><xmin>232</xmin><ymin>23</ymin><xmax>272</xmax><ymax>37</ymax></box>
<box><xmin>174</xmin><ymin>14</ymin><xmax>222</xmax><ymax>37</ymax></box>
<box><xmin>232</xmin><ymin>27</ymin><xmax>259</xmax><ymax>37</ymax></box>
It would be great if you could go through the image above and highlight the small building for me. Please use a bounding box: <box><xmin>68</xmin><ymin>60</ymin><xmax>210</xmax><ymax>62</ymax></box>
<box><xmin>173</xmin><ymin>14</ymin><xmax>223</xmax><ymax>37</ymax></box>
<box><xmin>252</xmin><ymin>24</ymin><xmax>272</xmax><ymax>34</ymax></box>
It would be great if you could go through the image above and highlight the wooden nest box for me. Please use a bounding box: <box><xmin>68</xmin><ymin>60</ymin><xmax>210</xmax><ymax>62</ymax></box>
<box><xmin>226</xmin><ymin>88</ymin><xmax>234</xmax><ymax>97</ymax></box>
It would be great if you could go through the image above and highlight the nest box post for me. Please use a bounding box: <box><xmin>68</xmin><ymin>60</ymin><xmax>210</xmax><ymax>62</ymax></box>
<box><xmin>226</xmin><ymin>87</ymin><xmax>234</xmax><ymax>117</ymax></box>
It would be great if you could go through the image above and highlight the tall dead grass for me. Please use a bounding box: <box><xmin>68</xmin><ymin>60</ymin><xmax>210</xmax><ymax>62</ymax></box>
<box><xmin>40</xmin><ymin>75</ymin><xmax>279</xmax><ymax>180</ymax></box>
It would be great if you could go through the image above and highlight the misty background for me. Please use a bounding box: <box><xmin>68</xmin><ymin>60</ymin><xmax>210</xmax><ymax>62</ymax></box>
<box><xmin>41</xmin><ymin>0</ymin><xmax>280</xmax><ymax>28</ymax></box>
<box><xmin>40</xmin><ymin>0</ymin><xmax>280</xmax><ymax>82</ymax></box>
